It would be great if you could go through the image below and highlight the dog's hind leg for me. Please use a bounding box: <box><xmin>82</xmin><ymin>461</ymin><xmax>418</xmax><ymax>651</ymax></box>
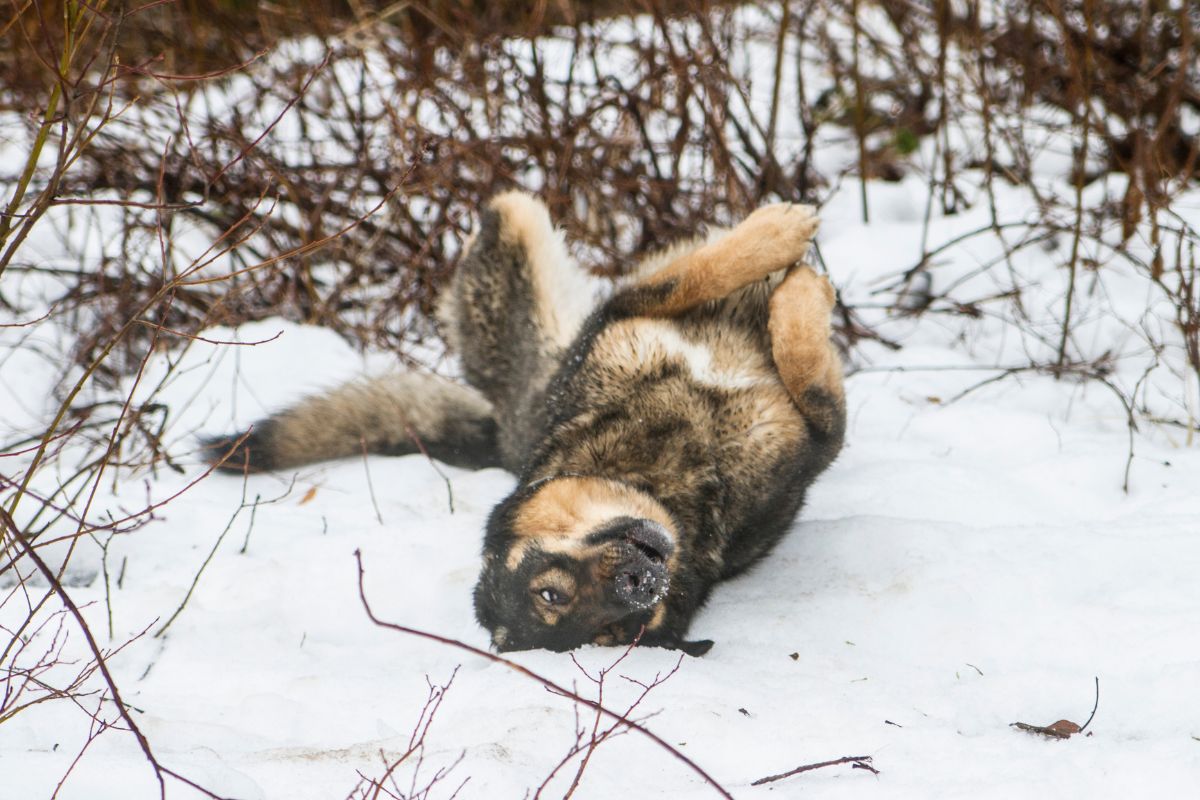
<box><xmin>439</xmin><ymin>192</ymin><xmax>598</xmax><ymax>469</ymax></box>
<box><xmin>206</xmin><ymin>192</ymin><xmax>591</xmax><ymax>476</ymax></box>
<box><xmin>611</xmin><ymin>203</ymin><xmax>819</xmax><ymax>318</ymax></box>
<box><xmin>767</xmin><ymin>265</ymin><xmax>846</xmax><ymax>463</ymax></box>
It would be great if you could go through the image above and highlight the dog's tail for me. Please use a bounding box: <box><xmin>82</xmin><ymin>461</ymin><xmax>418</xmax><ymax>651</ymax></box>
<box><xmin>203</xmin><ymin>372</ymin><xmax>500</xmax><ymax>473</ymax></box>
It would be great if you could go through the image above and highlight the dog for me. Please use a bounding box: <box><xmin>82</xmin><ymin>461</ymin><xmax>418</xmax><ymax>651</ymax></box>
<box><xmin>206</xmin><ymin>193</ymin><xmax>845</xmax><ymax>655</ymax></box>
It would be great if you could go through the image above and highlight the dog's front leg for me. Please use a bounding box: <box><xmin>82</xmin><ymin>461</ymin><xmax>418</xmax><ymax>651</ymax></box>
<box><xmin>610</xmin><ymin>203</ymin><xmax>820</xmax><ymax>318</ymax></box>
<box><xmin>625</xmin><ymin>587</ymin><xmax>717</xmax><ymax>656</ymax></box>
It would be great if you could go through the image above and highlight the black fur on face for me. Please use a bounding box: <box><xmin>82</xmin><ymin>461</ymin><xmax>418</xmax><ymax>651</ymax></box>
<box><xmin>474</xmin><ymin>490</ymin><xmax>675</xmax><ymax>652</ymax></box>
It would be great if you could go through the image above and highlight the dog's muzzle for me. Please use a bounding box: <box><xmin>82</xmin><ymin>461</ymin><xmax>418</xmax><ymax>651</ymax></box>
<box><xmin>600</xmin><ymin>519</ymin><xmax>672</xmax><ymax>610</ymax></box>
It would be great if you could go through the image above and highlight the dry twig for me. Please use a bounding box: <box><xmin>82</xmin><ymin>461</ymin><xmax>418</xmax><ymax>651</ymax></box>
<box><xmin>354</xmin><ymin>549</ymin><xmax>733</xmax><ymax>800</ymax></box>
<box><xmin>752</xmin><ymin>754</ymin><xmax>878</xmax><ymax>786</ymax></box>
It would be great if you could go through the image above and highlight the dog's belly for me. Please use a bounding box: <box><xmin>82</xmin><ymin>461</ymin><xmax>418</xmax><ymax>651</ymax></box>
<box><xmin>565</xmin><ymin>317</ymin><xmax>808</xmax><ymax>573</ymax></box>
<box><xmin>589</xmin><ymin>318</ymin><xmax>774</xmax><ymax>387</ymax></box>
<box><xmin>586</xmin><ymin>317</ymin><xmax>806</xmax><ymax>456</ymax></box>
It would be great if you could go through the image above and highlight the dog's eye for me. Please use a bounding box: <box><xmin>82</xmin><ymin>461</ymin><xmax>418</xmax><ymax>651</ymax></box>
<box><xmin>538</xmin><ymin>587</ymin><xmax>566</xmax><ymax>605</ymax></box>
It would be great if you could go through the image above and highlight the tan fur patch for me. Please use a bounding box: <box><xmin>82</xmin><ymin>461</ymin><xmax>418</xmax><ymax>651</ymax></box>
<box><xmin>636</xmin><ymin>203</ymin><xmax>819</xmax><ymax>316</ymax></box>
<box><xmin>514</xmin><ymin>476</ymin><xmax>677</xmax><ymax>540</ymax></box>
<box><xmin>646</xmin><ymin>603</ymin><xmax>668</xmax><ymax>631</ymax></box>
<box><xmin>591</xmin><ymin>319</ymin><xmax>777</xmax><ymax>390</ymax></box>
<box><xmin>506</xmin><ymin>477</ymin><xmax>678</xmax><ymax>571</ymax></box>
<box><xmin>488</xmin><ymin>191</ymin><xmax>598</xmax><ymax>349</ymax></box>
<box><xmin>768</xmin><ymin>265</ymin><xmax>845</xmax><ymax>405</ymax></box>
<box><xmin>505</xmin><ymin>537</ymin><xmax>583</xmax><ymax>572</ymax></box>
<box><xmin>624</xmin><ymin>227</ymin><xmax>728</xmax><ymax>282</ymax></box>
<box><xmin>739</xmin><ymin>390</ymin><xmax>809</xmax><ymax>446</ymax></box>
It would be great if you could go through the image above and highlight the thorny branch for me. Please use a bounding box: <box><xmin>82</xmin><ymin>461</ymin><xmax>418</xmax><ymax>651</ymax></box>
<box><xmin>751</xmin><ymin>754</ymin><xmax>878</xmax><ymax>786</ymax></box>
<box><xmin>2</xmin><ymin>0</ymin><xmax>1198</xmax><ymax>794</ymax></box>
<box><xmin>345</xmin><ymin>668</ymin><xmax>468</xmax><ymax>800</ymax></box>
<box><xmin>354</xmin><ymin>549</ymin><xmax>733</xmax><ymax>800</ymax></box>
<box><xmin>532</xmin><ymin>637</ymin><xmax>682</xmax><ymax>798</ymax></box>
<box><xmin>2</xmin><ymin>506</ymin><xmax>232</xmax><ymax>800</ymax></box>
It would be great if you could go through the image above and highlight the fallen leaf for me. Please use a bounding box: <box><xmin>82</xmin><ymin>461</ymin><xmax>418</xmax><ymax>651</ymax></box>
<box><xmin>299</xmin><ymin>486</ymin><xmax>318</xmax><ymax>505</ymax></box>
<box><xmin>1012</xmin><ymin>677</ymin><xmax>1099</xmax><ymax>740</ymax></box>
<box><xmin>1047</xmin><ymin>719</ymin><xmax>1081</xmax><ymax>736</ymax></box>
<box><xmin>1010</xmin><ymin>719</ymin><xmax>1081</xmax><ymax>739</ymax></box>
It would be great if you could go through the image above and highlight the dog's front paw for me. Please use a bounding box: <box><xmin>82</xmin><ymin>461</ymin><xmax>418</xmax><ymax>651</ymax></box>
<box><xmin>737</xmin><ymin>203</ymin><xmax>820</xmax><ymax>268</ymax></box>
<box><xmin>779</xmin><ymin>264</ymin><xmax>836</xmax><ymax>311</ymax></box>
<box><xmin>676</xmin><ymin>638</ymin><xmax>715</xmax><ymax>657</ymax></box>
<box><xmin>638</xmin><ymin>629</ymin><xmax>715</xmax><ymax>656</ymax></box>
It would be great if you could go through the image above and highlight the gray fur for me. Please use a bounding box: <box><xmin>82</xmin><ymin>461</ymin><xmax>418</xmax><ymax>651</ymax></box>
<box><xmin>205</xmin><ymin>372</ymin><xmax>499</xmax><ymax>472</ymax></box>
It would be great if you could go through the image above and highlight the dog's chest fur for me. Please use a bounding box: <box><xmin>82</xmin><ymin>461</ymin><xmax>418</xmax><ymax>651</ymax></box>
<box><xmin>527</xmin><ymin>296</ymin><xmax>810</xmax><ymax>578</ymax></box>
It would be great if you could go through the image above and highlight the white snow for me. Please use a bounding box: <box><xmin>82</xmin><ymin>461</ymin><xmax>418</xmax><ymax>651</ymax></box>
<box><xmin>5</xmin><ymin>217</ymin><xmax>1200</xmax><ymax>796</ymax></box>
<box><xmin>4</xmin><ymin>11</ymin><xmax>1200</xmax><ymax>800</ymax></box>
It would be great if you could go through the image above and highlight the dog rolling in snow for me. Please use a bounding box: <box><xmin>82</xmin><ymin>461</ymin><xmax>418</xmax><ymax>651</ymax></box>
<box><xmin>207</xmin><ymin>193</ymin><xmax>845</xmax><ymax>655</ymax></box>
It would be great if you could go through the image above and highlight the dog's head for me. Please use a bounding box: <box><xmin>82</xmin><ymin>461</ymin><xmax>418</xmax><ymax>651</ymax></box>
<box><xmin>474</xmin><ymin>476</ymin><xmax>679</xmax><ymax>652</ymax></box>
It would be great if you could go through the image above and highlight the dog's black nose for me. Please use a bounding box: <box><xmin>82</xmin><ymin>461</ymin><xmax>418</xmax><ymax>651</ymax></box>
<box><xmin>615</xmin><ymin>564</ymin><xmax>664</xmax><ymax>606</ymax></box>
<box><xmin>587</xmin><ymin>517</ymin><xmax>673</xmax><ymax>610</ymax></box>
<box><xmin>611</xmin><ymin>522</ymin><xmax>670</xmax><ymax>608</ymax></box>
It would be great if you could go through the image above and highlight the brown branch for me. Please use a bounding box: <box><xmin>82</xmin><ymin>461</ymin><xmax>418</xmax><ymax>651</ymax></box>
<box><xmin>131</xmin><ymin>320</ymin><xmax>284</xmax><ymax>347</ymax></box>
<box><xmin>403</xmin><ymin>423</ymin><xmax>455</xmax><ymax>515</ymax></box>
<box><xmin>751</xmin><ymin>754</ymin><xmax>877</xmax><ymax>786</ymax></box>
<box><xmin>1079</xmin><ymin>676</ymin><xmax>1100</xmax><ymax>733</ymax></box>
<box><xmin>353</xmin><ymin>549</ymin><xmax>733</xmax><ymax>799</ymax></box>
<box><xmin>359</xmin><ymin>435</ymin><xmax>385</xmax><ymax>526</ymax></box>
<box><xmin>1</xmin><ymin>506</ymin><xmax>232</xmax><ymax>800</ymax></box>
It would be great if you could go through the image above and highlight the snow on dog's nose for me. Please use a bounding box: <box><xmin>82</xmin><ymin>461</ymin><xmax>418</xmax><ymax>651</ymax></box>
<box><xmin>607</xmin><ymin>520</ymin><xmax>671</xmax><ymax>609</ymax></box>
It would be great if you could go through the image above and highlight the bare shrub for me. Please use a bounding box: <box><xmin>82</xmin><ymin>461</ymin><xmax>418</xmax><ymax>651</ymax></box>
<box><xmin>6</xmin><ymin>2</ymin><xmax>1193</xmax><ymax>407</ymax></box>
<box><xmin>533</xmin><ymin>647</ymin><xmax>683</xmax><ymax>797</ymax></box>
<box><xmin>0</xmin><ymin>3</ymin><xmax>389</xmax><ymax>795</ymax></box>
<box><xmin>1</xmin><ymin>0</ymin><xmax>1198</xmax><ymax>794</ymax></box>
<box><xmin>810</xmin><ymin>1</ymin><xmax>1200</xmax><ymax>454</ymax></box>
<box><xmin>345</xmin><ymin>669</ymin><xmax>467</xmax><ymax>800</ymax></box>
<box><xmin>354</xmin><ymin>551</ymin><xmax>730</xmax><ymax>797</ymax></box>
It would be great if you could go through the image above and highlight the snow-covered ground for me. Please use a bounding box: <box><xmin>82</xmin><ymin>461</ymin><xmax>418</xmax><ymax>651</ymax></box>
<box><xmin>4</xmin><ymin>167</ymin><xmax>1200</xmax><ymax>797</ymax></box>
<box><xmin>4</xmin><ymin>6</ymin><xmax>1200</xmax><ymax>795</ymax></box>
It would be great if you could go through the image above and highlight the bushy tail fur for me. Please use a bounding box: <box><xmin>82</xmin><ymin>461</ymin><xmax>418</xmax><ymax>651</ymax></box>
<box><xmin>205</xmin><ymin>190</ymin><xmax>591</xmax><ymax>476</ymax></box>
<box><xmin>204</xmin><ymin>372</ymin><xmax>500</xmax><ymax>473</ymax></box>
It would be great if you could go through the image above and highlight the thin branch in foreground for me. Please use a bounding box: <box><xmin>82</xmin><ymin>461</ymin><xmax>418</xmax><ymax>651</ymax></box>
<box><xmin>1079</xmin><ymin>676</ymin><xmax>1100</xmax><ymax>733</ymax></box>
<box><xmin>344</xmin><ymin>668</ymin><xmax>465</xmax><ymax>800</ymax></box>
<box><xmin>154</xmin><ymin>474</ymin><xmax>296</xmax><ymax>638</ymax></box>
<box><xmin>403</xmin><ymin>423</ymin><xmax>454</xmax><ymax>515</ymax></box>
<box><xmin>751</xmin><ymin>754</ymin><xmax>878</xmax><ymax>786</ymax></box>
<box><xmin>2</xmin><ymin>507</ymin><xmax>232</xmax><ymax>800</ymax></box>
<box><xmin>359</xmin><ymin>435</ymin><xmax>385</xmax><ymax>525</ymax></box>
<box><xmin>353</xmin><ymin>549</ymin><xmax>732</xmax><ymax>800</ymax></box>
<box><xmin>533</xmin><ymin>635</ymin><xmax>681</xmax><ymax>799</ymax></box>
